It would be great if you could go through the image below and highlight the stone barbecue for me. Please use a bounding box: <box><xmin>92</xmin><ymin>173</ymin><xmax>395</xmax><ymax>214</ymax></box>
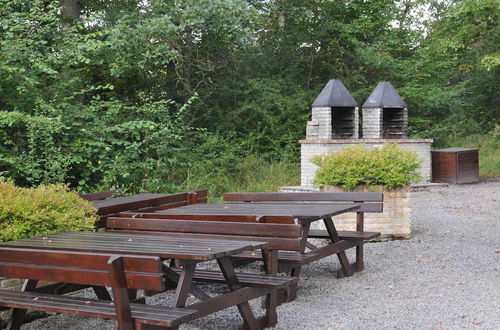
<box><xmin>300</xmin><ymin>80</ymin><xmax>433</xmax><ymax>186</ymax></box>
<box><xmin>362</xmin><ymin>81</ymin><xmax>408</xmax><ymax>139</ymax></box>
<box><xmin>307</xmin><ymin>79</ymin><xmax>359</xmax><ymax>139</ymax></box>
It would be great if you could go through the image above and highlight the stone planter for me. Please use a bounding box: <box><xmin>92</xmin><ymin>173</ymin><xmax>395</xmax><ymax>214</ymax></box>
<box><xmin>320</xmin><ymin>184</ymin><xmax>411</xmax><ymax>239</ymax></box>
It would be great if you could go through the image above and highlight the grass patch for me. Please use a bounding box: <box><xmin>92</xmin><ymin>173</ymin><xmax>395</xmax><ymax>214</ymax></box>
<box><xmin>184</xmin><ymin>156</ymin><xmax>300</xmax><ymax>202</ymax></box>
<box><xmin>438</xmin><ymin>133</ymin><xmax>500</xmax><ymax>176</ymax></box>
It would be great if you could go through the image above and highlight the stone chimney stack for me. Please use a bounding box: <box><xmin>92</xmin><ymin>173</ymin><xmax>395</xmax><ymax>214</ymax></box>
<box><xmin>306</xmin><ymin>79</ymin><xmax>358</xmax><ymax>140</ymax></box>
<box><xmin>362</xmin><ymin>81</ymin><xmax>408</xmax><ymax>139</ymax></box>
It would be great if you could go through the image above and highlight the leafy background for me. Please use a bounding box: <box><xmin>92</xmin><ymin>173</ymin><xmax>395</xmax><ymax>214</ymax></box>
<box><xmin>0</xmin><ymin>0</ymin><xmax>498</xmax><ymax>197</ymax></box>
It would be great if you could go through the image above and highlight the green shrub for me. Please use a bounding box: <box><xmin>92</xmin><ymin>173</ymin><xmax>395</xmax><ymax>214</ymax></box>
<box><xmin>0</xmin><ymin>180</ymin><xmax>98</xmax><ymax>242</ymax></box>
<box><xmin>312</xmin><ymin>144</ymin><xmax>421</xmax><ymax>189</ymax></box>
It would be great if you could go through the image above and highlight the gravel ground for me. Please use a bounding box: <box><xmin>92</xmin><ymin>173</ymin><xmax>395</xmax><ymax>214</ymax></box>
<box><xmin>21</xmin><ymin>181</ymin><xmax>500</xmax><ymax>330</ymax></box>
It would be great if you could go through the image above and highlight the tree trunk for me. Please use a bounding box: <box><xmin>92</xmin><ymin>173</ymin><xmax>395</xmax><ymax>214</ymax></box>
<box><xmin>60</xmin><ymin>0</ymin><xmax>80</xmax><ymax>20</ymax></box>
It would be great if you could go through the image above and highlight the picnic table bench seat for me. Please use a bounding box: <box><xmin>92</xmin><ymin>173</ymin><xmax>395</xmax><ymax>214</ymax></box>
<box><xmin>0</xmin><ymin>232</ymin><xmax>290</xmax><ymax>330</ymax></box>
<box><xmin>0</xmin><ymin>247</ymin><xmax>199</xmax><ymax>330</ymax></box>
<box><xmin>172</xmin><ymin>267</ymin><xmax>297</xmax><ymax>289</ymax></box>
<box><xmin>310</xmin><ymin>230</ymin><xmax>381</xmax><ymax>240</ymax></box>
<box><xmin>0</xmin><ymin>290</ymin><xmax>197</xmax><ymax>328</ymax></box>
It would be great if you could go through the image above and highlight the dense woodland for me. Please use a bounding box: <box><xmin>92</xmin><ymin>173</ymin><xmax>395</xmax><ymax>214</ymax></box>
<box><xmin>0</xmin><ymin>0</ymin><xmax>499</xmax><ymax>195</ymax></box>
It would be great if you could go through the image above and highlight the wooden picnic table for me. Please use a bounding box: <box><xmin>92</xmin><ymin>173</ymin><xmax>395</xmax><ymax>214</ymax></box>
<box><xmin>156</xmin><ymin>202</ymin><xmax>360</xmax><ymax>278</ymax></box>
<box><xmin>156</xmin><ymin>202</ymin><xmax>360</xmax><ymax>222</ymax></box>
<box><xmin>0</xmin><ymin>231</ymin><xmax>283</xmax><ymax>329</ymax></box>
<box><xmin>89</xmin><ymin>190</ymin><xmax>208</xmax><ymax>228</ymax></box>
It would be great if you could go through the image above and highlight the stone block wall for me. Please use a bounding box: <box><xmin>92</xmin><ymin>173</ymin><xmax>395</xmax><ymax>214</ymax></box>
<box><xmin>322</xmin><ymin>185</ymin><xmax>411</xmax><ymax>238</ymax></box>
<box><xmin>280</xmin><ymin>185</ymin><xmax>411</xmax><ymax>239</ymax></box>
<box><xmin>353</xmin><ymin>106</ymin><xmax>359</xmax><ymax>139</ymax></box>
<box><xmin>308</xmin><ymin>106</ymin><xmax>360</xmax><ymax>140</ymax></box>
<box><xmin>362</xmin><ymin>108</ymin><xmax>382</xmax><ymax>138</ymax></box>
<box><xmin>402</xmin><ymin>107</ymin><xmax>409</xmax><ymax>137</ymax></box>
<box><xmin>310</xmin><ymin>107</ymin><xmax>332</xmax><ymax>139</ymax></box>
<box><xmin>300</xmin><ymin>139</ymin><xmax>433</xmax><ymax>186</ymax></box>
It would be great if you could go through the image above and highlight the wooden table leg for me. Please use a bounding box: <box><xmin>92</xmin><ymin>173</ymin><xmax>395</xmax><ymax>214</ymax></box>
<box><xmin>217</xmin><ymin>256</ymin><xmax>260</xmax><ymax>330</ymax></box>
<box><xmin>172</xmin><ymin>262</ymin><xmax>196</xmax><ymax>308</ymax></box>
<box><xmin>162</xmin><ymin>264</ymin><xmax>211</xmax><ymax>301</ymax></box>
<box><xmin>108</xmin><ymin>256</ymin><xmax>134</xmax><ymax>330</ymax></box>
<box><xmin>92</xmin><ymin>286</ymin><xmax>112</xmax><ymax>300</ymax></box>
<box><xmin>323</xmin><ymin>217</ymin><xmax>354</xmax><ymax>277</ymax></box>
<box><xmin>262</xmin><ymin>248</ymin><xmax>278</xmax><ymax>327</ymax></box>
<box><xmin>168</xmin><ymin>262</ymin><xmax>197</xmax><ymax>330</ymax></box>
<box><xmin>7</xmin><ymin>279</ymin><xmax>38</xmax><ymax>330</ymax></box>
<box><xmin>355</xmin><ymin>212</ymin><xmax>365</xmax><ymax>272</ymax></box>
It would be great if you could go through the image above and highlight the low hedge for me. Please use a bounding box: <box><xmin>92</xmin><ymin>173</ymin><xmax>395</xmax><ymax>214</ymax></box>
<box><xmin>0</xmin><ymin>180</ymin><xmax>98</xmax><ymax>242</ymax></box>
<box><xmin>312</xmin><ymin>144</ymin><xmax>421</xmax><ymax>189</ymax></box>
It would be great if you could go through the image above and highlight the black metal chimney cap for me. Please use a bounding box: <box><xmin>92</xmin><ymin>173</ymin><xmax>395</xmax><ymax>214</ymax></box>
<box><xmin>362</xmin><ymin>81</ymin><xmax>407</xmax><ymax>108</ymax></box>
<box><xmin>312</xmin><ymin>79</ymin><xmax>358</xmax><ymax>107</ymax></box>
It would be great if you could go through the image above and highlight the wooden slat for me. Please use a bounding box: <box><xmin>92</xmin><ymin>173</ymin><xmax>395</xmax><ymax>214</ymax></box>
<box><xmin>106</xmin><ymin>230</ymin><xmax>302</xmax><ymax>252</ymax></box>
<box><xmin>0</xmin><ymin>262</ymin><xmax>164</xmax><ymax>291</ymax></box>
<box><xmin>223</xmin><ymin>192</ymin><xmax>383</xmax><ymax>202</ymax></box>
<box><xmin>309</xmin><ymin>230</ymin><xmax>381</xmax><ymax>240</ymax></box>
<box><xmin>156</xmin><ymin>203</ymin><xmax>361</xmax><ymax>219</ymax></box>
<box><xmin>0</xmin><ymin>248</ymin><xmax>165</xmax><ymax>291</ymax></box>
<box><xmin>186</xmin><ymin>287</ymin><xmax>268</xmax><ymax>321</ymax></box>
<box><xmin>232</xmin><ymin>250</ymin><xmax>310</xmax><ymax>263</ymax></box>
<box><xmin>0</xmin><ymin>291</ymin><xmax>198</xmax><ymax>327</ymax></box>
<box><xmin>192</xmin><ymin>189</ymin><xmax>208</xmax><ymax>200</ymax></box>
<box><xmin>179</xmin><ymin>269</ymin><xmax>294</xmax><ymax>289</ymax></box>
<box><xmin>116</xmin><ymin>213</ymin><xmax>295</xmax><ymax>224</ymax></box>
<box><xmin>92</xmin><ymin>190</ymin><xmax>209</xmax><ymax>215</ymax></box>
<box><xmin>93</xmin><ymin>193</ymin><xmax>187</xmax><ymax>215</ymax></box>
<box><xmin>0</xmin><ymin>247</ymin><xmax>161</xmax><ymax>272</ymax></box>
<box><xmin>117</xmin><ymin>213</ymin><xmax>262</xmax><ymax>222</ymax></box>
<box><xmin>107</xmin><ymin>217</ymin><xmax>302</xmax><ymax>238</ymax></box>
<box><xmin>232</xmin><ymin>240</ymin><xmax>357</xmax><ymax>265</ymax></box>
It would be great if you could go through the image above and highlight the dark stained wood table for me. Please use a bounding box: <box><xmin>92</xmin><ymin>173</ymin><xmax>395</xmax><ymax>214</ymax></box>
<box><xmin>156</xmin><ymin>202</ymin><xmax>361</xmax><ymax>277</ymax></box>
<box><xmin>91</xmin><ymin>193</ymin><xmax>175</xmax><ymax>216</ymax></box>
<box><xmin>0</xmin><ymin>231</ymin><xmax>274</xmax><ymax>329</ymax></box>
<box><xmin>156</xmin><ymin>202</ymin><xmax>359</xmax><ymax>222</ymax></box>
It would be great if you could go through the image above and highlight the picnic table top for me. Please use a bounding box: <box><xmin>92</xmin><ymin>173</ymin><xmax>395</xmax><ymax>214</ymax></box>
<box><xmin>91</xmin><ymin>193</ymin><xmax>175</xmax><ymax>215</ymax></box>
<box><xmin>156</xmin><ymin>202</ymin><xmax>360</xmax><ymax>220</ymax></box>
<box><xmin>0</xmin><ymin>231</ymin><xmax>267</xmax><ymax>261</ymax></box>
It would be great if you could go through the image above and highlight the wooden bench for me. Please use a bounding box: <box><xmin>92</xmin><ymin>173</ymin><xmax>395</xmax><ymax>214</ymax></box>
<box><xmin>223</xmin><ymin>192</ymin><xmax>383</xmax><ymax>273</ymax></box>
<box><xmin>0</xmin><ymin>247</ymin><xmax>198</xmax><ymax>330</ymax></box>
<box><xmin>107</xmin><ymin>216</ymin><xmax>300</xmax><ymax>300</ymax></box>
<box><xmin>91</xmin><ymin>190</ymin><xmax>208</xmax><ymax>228</ymax></box>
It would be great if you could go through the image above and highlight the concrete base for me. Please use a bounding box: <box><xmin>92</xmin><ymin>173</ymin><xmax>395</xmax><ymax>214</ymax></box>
<box><xmin>300</xmin><ymin>138</ymin><xmax>433</xmax><ymax>186</ymax></box>
<box><xmin>280</xmin><ymin>184</ymin><xmax>412</xmax><ymax>239</ymax></box>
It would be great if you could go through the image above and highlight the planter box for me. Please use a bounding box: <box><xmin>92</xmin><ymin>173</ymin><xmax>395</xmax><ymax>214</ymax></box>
<box><xmin>320</xmin><ymin>185</ymin><xmax>411</xmax><ymax>239</ymax></box>
<box><xmin>431</xmin><ymin>148</ymin><xmax>479</xmax><ymax>184</ymax></box>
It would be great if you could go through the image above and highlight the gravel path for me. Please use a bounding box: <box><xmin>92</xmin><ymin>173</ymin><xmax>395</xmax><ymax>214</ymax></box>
<box><xmin>21</xmin><ymin>181</ymin><xmax>500</xmax><ymax>329</ymax></box>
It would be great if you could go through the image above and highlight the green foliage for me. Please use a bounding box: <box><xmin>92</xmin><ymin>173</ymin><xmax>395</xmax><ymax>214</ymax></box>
<box><xmin>0</xmin><ymin>180</ymin><xmax>97</xmax><ymax>242</ymax></box>
<box><xmin>166</xmin><ymin>134</ymin><xmax>300</xmax><ymax>200</ymax></box>
<box><xmin>0</xmin><ymin>0</ymin><xmax>499</xmax><ymax>196</ymax></box>
<box><xmin>312</xmin><ymin>144</ymin><xmax>421</xmax><ymax>189</ymax></box>
<box><xmin>403</xmin><ymin>0</ymin><xmax>500</xmax><ymax>138</ymax></box>
<box><xmin>0</xmin><ymin>95</ymin><xmax>199</xmax><ymax>193</ymax></box>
